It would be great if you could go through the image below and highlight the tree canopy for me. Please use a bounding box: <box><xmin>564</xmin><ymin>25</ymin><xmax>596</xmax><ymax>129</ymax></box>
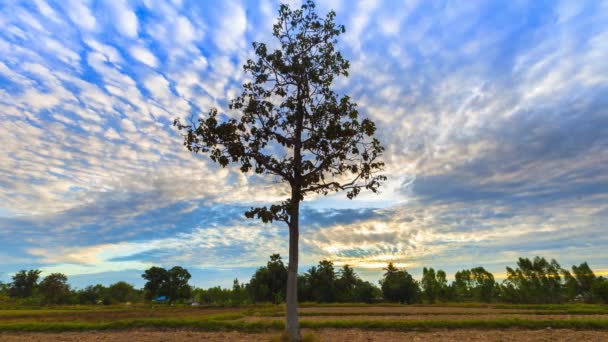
<box><xmin>142</xmin><ymin>266</ymin><xmax>192</xmax><ymax>302</ymax></box>
<box><xmin>9</xmin><ymin>269</ymin><xmax>40</xmax><ymax>298</ymax></box>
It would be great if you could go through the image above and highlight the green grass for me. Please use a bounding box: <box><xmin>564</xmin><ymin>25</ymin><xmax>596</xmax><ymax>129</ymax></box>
<box><xmin>1</xmin><ymin>303</ymin><xmax>607</xmax><ymax>333</ymax></box>
<box><xmin>1</xmin><ymin>317</ymin><xmax>607</xmax><ymax>332</ymax></box>
<box><xmin>0</xmin><ymin>319</ymin><xmax>281</xmax><ymax>332</ymax></box>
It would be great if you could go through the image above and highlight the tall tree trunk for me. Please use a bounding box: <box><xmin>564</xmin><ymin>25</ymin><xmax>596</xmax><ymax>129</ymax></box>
<box><xmin>285</xmin><ymin>194</ymin><xmax>300</xmax><ymax>341</ymax></box>
<box><xmin>286</xmin><ymin>83</ymin><xmax>304</xmax><ymax>341</ymax></box>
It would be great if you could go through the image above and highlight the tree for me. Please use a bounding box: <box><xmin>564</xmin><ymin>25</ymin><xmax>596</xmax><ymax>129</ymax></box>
<box><xmin>383</xmin><ymin>262</ymin><xmax>399</xmax><ymax>277</ymax></box>
<box><xmin>453</xmin><ymin>269</ymin><xmax>473</xmax><ymax>301</ymax></box>
<box><xmin>312</xmin><ymin>260</ymin><xmax>337</xmax><ymax>302</ymax></box>
<box><xmin>167</xmin><ymin>266</ymin><xmax>192</xmax><ymax>302</ymax></box>
<box><xmin>502</xmin><ymin>257</ymin><xmax>563</xmax><ymax>303</ymax></box>
<box><xmin>469</xmin><ymin>267</ymin><xmax>496</xmax><ymax>302</ymax></box>
<box><xmin>231</xmin><ymin>278</ymin><xmax>248</xmax><ymax>304</ymax></box>
<box><xmin>38</xmin><ymin>273</ymin><xmax>70</xmax><ymax>304</ymax></box>
<box><xmin>248</xmin><ymin>267</ymin><xmax>271</xmax><ymax>303</ymax></box>
<box><xmin>142</xmin><ymin>266</ymin><xmax>169</xmax><ymax>300</ymax></box>
<box><xmin>107</xmin><ymin>281</ymin><xmax>138</xmax><ymax>303</ymax></box>
<box><xmin>174</xmin><ymin>1</ymin><xmax>385</xmax><ymax>338</ymax></box>
<box><xmin>9</xmin><ymin>269</ymin><xmax>41</xmax><ymax>298</ymax></box>
<box><xmin>453</xmin><ymin>267</ymin><xmax>496</xmax><ymax>302</ymax></box>
<box><xmin>248</xmin><ymin>254</ymin><xmax>288</xmax><ymax>303</ymax></box>
<box><xmin>421</xmin><ymin>267</ymin><xmax>449</xmax><ymax>303</ymax></box>
<box><xmin>77</xmin><ymin>284</ymin><xmax>106</xmax><ymax>304</ymax></box>
<box><xmin>336</xmin><ymin>264</ymin><xmax>359</xmax><ymax>302</ymax></box>
<box><xmin>592</xmin><ymin>276</ymin><xmax>608</xmax><ymax>304</ymax></box>
<box><xmin>380</xmin><ymin>263</ymin><xmax>420</xmax><ymax>304</ymax></box>
<box><xmin>266</xmin><ymin>254</ymin><xmax>288</xmax><ymax>303</ymax></box>
<box><xmin>563</xmin><ymin>262</ymin><xmax>596</xmax><ymax>302</ymax></box>
<box><xmin>142</xmin><ymin>266</ymin><xmax>191</xmax><ymax>302</ymax></box>
<box><xmin>194</xmin><ymin>286</ymin><xmax>233</xmax><ymax>305</ymax></box>
<box><xmin>352</xmin><ymin>280</ymin><xmax>379</xmax><ymax>303</ymax></box>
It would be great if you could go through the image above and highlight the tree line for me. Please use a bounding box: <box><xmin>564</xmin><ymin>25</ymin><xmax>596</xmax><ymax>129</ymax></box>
<box><xmin>1</xmin><ymin>255</ymin><xmax>607</xmax><ymax>305</ymax></box>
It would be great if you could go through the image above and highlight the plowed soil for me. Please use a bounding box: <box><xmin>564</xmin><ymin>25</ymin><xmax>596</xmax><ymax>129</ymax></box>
<box><xmin>2</xmin><ymin>328</ymin><xmax>608</xmax><ymax>341</ymax></box>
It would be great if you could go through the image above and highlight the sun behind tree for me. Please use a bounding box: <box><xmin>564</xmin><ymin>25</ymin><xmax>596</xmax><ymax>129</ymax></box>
<box><xmin>174</xmin><ymin>1</ymin><xmax>385</xmax><ymax>339</ymax></box>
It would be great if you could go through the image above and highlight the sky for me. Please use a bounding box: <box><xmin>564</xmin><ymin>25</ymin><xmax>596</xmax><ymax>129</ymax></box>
<box><xmin>0</xmin><ymin>0</ymin><xmax>607</xmax><ymax>289</ymax></box>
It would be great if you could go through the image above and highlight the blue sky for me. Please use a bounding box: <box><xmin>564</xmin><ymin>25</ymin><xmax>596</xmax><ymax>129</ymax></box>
<box><xmin>0</xmin><ymin>0</ymin><xmax>607</xmax><ymax>289</ymax></box>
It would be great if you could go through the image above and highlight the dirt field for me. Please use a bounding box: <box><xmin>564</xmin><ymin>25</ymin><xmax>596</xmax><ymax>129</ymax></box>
<box><xmin>0</xmin><ymin>307</ymin><xmax>238</xmax><ymax>323</ymax></box>
<box><xmin>1</xmin><ymin>304</ymin><xmax>607</xmax><ymax>341</ymax></box>
<box><xmin>2</xmin><ymin>328</ymin><xmax>608</xmax><ymax>341</ymax></box>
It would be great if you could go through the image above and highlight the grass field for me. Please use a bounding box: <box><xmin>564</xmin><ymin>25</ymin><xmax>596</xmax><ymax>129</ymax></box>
<box><xmin>1</xmin><ymin>303</ymin><xmax>607</xmax><ymax>341</ymax></box>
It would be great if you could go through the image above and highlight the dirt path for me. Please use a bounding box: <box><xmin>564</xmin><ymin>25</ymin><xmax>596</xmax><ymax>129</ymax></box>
<box><xmin>2</xmin><ymin>329</ymin><xmax>608</xmax><ymax>341</ymax></box>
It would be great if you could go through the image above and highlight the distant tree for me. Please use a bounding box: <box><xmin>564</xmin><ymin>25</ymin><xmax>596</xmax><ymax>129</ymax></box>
<box><xmin>453</xmin><ymin>267</ymin><xmax>497</xmax><ymax>302</ymax></box>
<box><xmin>38</xmin><ymin>273</ymin><xmax>70</xmax><ymax>304</ymax></box>
<box><xmin>9</xmin><ymin>269</ymin><xmax>41</xmax><ymax>298</ymax></box>
<box><xmin>592</xmin><ymin>276</ymin><xmax>608</xmax><ymax>304</ymax></box>
<box><xmin>421</xmin><ymin>267</ymin><xmax>448</xmax><ymax>303</ymax></box>
<box><xmin>231</xmin><ymin>279</ymin><xmax>248</xmax><ymax>304</ymax></box>
<box><xmin>502</xmin><ymin>257</ymin><xmax>563</xmax><ymax>303</ymax></box>
<box><xmin>335</xmin><ymin>265</ymin><xmax>359</xmax><ymax>302</ymax></box>
<box><xmin>194</xmin><ymin>286</ymin><xmax>233</xmax><ymax>305</ymax></box>
<box><xmin>352</xmin><ymin>280</ymin><xmax>379</xmax><ymax>303</ymax></box>
<box><xmin>453</xmin><ymin>269</ymin><xmax>473</xmax><ymax>301</ymax></box>
<box><xmin>167</xmin><ymin>266</ymin><xmax>192</xmax><ymax>301</ymax></box>
<box><xmin>142</xmin><ymin>266</ymin><xmax>191</xmax><ymax>302</ymax></box>
<box><xmin>297</xmin><ymin>274</ymin><xmax>312</xmax><ymax>302</ymax></box>
<box><xmin>142</xmin><ymin>266</ymin><xmax>169</xmax><ymax>300</ymax></box>
<box><xmin>380</xmin><ymin>263</ymin><xmax>420</xmax><ymax>304</ymax></box>
<box><xmin>571</xmin><ymin>262</ymin><xmax>596</xmax><ymax>295</ymax></box>
<box><xmin>469</xmin><ymin>267</ymin><xmax>496</xmax><ymax>302</ymax></box>
<box><xmin>174</xmin><ymin>1</ymin><xmax>385</xmax><ymax>338</ymax></box>
<box><xmin>312</xmin><ymin>260</ymin><xmax>337</xmax><ymax>302</ymax></box>
<box><xmin>248</xmin><ymin>254</ymin><xmax>288</xmax><ymax>303</ymax></box>
<box><xmin>248</xmin><ymin>267</ymin><xmax>271</xmax><ymax>303</ymax></box>
<box><xmin>383</xmin><ymin>262</ymin><xmax>399</xmax><ymax>277</ymax></box>
<box><xmin>563</xmin><ymin>262</ymin><xmax>596</xmax><ymax>302</ymax></box>
<box><xmin>77</xmin><ymin>284</ymin><xmax>106</xmax><ymax>304</ymax></box>
<box><xmin>266</xmin><ymin>254</ymin><xmax>288</xmax><ymax>303</ymax></box>
<box><xmin>107</xmin><ymin>281</ymin><xmax>137</xmax><ymax>303</ymax></box>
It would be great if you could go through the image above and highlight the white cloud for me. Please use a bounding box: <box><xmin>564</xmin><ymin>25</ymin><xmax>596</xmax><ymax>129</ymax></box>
<box><xmin>34</xmin><ymin>0</ymin><xmax>60</xmax><ymax>22</ymax></box>
<box><xmin>85</xmin><ymin>39</ymin><xmax>123</xmax><ymax>64</ymax></box>
<box><xmin>105</xmin><ymin>128</ymin><xmax>121</xmax><ymax>140</ymax></box>
<box><xmin>44</xmin><ymin>38</ymin><xmax>80</xmax><ymax>64</ymax></box>
<box><xmin>378</xmin><ymin>16</ymin><xmax>401</xmax><ymax>36</ymax></box>
<box><xmin>345</xmin><ymin>0</ymin><xmax>379</xmax><ymax>51</ymax></box>
<box><xmin>110</xmin><ymin>0</ymin><xmax>139</xmax><ymax>38</ymax></box>
<box><xmin>129</xmin><ymin>45</ymin><xmax>159</xmax><ymax>68</ymax></box>
<box><xmin>213</xmin><ymin>1</ymin><xmax>247</xmax><ymax>52</ymax></box>
<box><xmin>144</xmin><ymin>73</ymin><xmax>172</xmax><ymax>101</ymax></box>
<box><xmin>120</xmin><ymin>118</ymin><xmax>137</xmax><ymax>133</ymax></box>
<box><xmin>66</xmin><ymin>0</ymin><xmax>96</xmax><ymax>31</ymax></box>
<box><xmin>175</xmin><ymin>16</ymin><xmax>196</xmax><ymax>45</ymax></box>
